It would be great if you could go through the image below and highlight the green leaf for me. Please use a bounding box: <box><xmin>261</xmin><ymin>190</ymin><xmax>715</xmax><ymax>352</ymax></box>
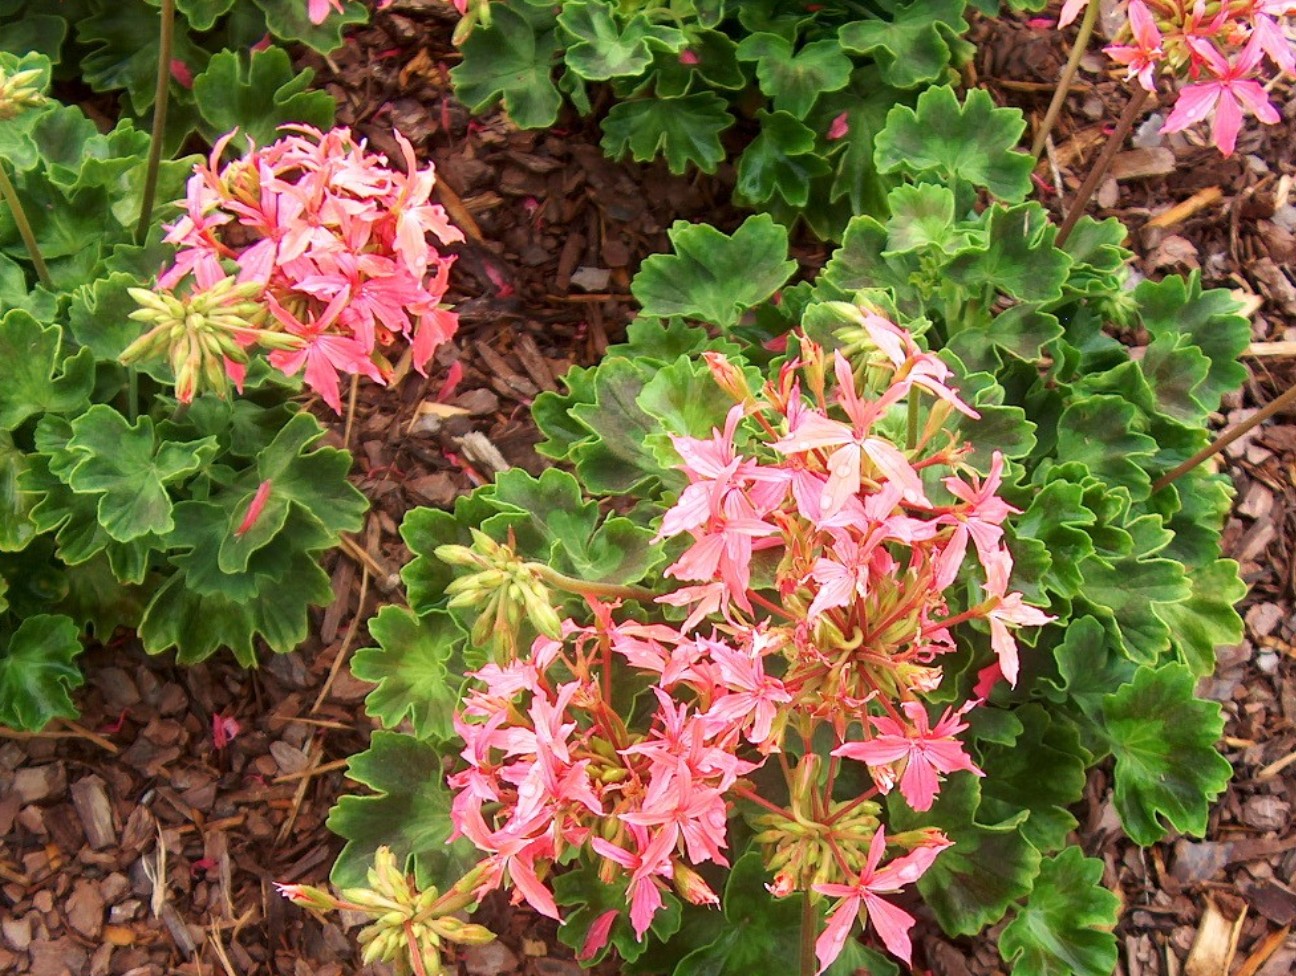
<box><xmin>1047</xmin><ymin>616</ymin><xmax>1135</xmax><ymax>720</ymax></box>
<box><xmin>1101</xmin><ymin>664</ymin><xmax>1233</xmax><ymax>846</ymax></box>
<box><xmin>138</xmin><ymin>573</ymin><xmax>256</xmax><ymax>665</ymax></box>
<box><xmin>838</xmin><ymin>0</ymin><xmax>971</xmax><ymax>89</ymax></box>
<box><xmin>631</xmin><ymin>215</ymin><xmax>795</xmax><ymax>328</ymax></box>
<box><xmin>975</xmin><ymin>704</ymin><xmax>1087</xmax><ymax>854</ymax></box>
<box><xmin>554</xmin><ymin>861</ymin><xmax>682</xmax><ymax>965</ymax></box>
<box><xmin>0</xmin><ymin>433</ymin><xmax>35</xmax><ymax>552</ymax></box>
<box><xmin>252</xmin><ymin>0</ymin><xmax>369</xmax><ymax>53</ymax></box>
<box><xmin>735</xmin><ymin>110</ymin><xmax>831</xmax><ymax>208</ymax></box>
<box><xmin>889</xmin><ymin>774</ymin><xmax>1041</xmax><ymax>936</ymax></box>
<box><xmin>600</xmin><ymin>92</ymin><xmax>733</xmax><ymax>174</ymax></box>
<box><xmin>66</xmin><ymin>272</ymin><xmax>159</xmax><ymax>365</ymax></box>
<box><xmin>875</xmin><ymin>86</ymin><xmax>1032</xmax><ymax>202</ymax></box>
<box><xmin>1156</xmin><ymin>559</ymin><xmax>1245</xmax><ymax>676</ymax></box>
<box><xmin>451</xmin><ymin>2</ymin><xmax>562</xmax><ymax>129</ymax></box>
<box><xmin>0</xmin><ymin>614</ymin><xmax>83</xmax><ymax>730</ymax></box>
<box><xmin>1077</xmin><ymin>550</ymin><xmax>1189</xmax><ymax>665</ymax></box>
<box><xmin>998</xmin><ymin>848</ymin><xmax>1120</xmax><ymax>976</ymax></box>
<box><xmin>327</xmin><ymin>731</ymin><xmax>479</xmax><ymax>891</ymax></box>
<box><xmin>1055</xmin><ymin>395</ymin><xmax>1156</xmax><ymax>500</ymax></box>
<box><xmin>192</xmin><ymin>47</ymin><xmax>335</xmax><ymax>147</ymax></box>
<box><xmin>176</xmin><ymin>0</ymin><xmax>237</xmax><ymax>32</ymax></box>
<box><xmin>350</xmin><ymin>608</ymin><xmax>466</xmax><ymax>741</ymax></box>
<box><xmin>558</xmin><ymin>0</ymin><xmax>685</xmax><ymax>80</ymax></box>
<box><xmin>736</xmin><ymin>33</ymin><xmax>852</xmax><ymax>119</ymax></box>
<box><xmin>0</xmin><ymin>312</ymin><xmax>95</xmax><ymax>431</ymax></box>
<box><xmin>944</xmin><ymin>204</ymin><xmax>1072</xmax><ymax>304</ymax></box>
<box><xmin>1009</xmin><ymin>480</ymin><xmax>1096</xmax><ymax>598</ymax></box>
<box><xmin>65</xmin><ymin>406</ymin><xmax>217</xmax><ymax>542</ymax></box>
<box><xmin>883</xmin><ymin>182</ymin><xmax>961</xmax><ymax>254</ymax></box>
<box><xmin>0</xmin><ymin>52</ymin><xmax>55</xmax><ymax>170</ymax></box>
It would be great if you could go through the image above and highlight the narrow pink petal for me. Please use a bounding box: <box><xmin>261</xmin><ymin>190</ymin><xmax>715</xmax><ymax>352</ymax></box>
<box><xmin>1210</xmin><ymin>92</ymin><xmax>1243</xmax><ymax>156</ymax></box>
<box><xmin>861</xmin><ymin>893</ymin><xmax>916</xmax><ymax>965</ymax></box>
<box><xmin>815</xmin><ymin>896</ymin><xmax>861</xmax><ymax>975</ymax></box>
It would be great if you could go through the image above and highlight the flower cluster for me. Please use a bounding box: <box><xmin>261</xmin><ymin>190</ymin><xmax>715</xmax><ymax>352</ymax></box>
<box><xmin>439</xmin><ymin>306</ymin><xmax>1051</xmax><ymax>972</ymax></box>
<box><xmin>135</xmin><ymin>126</ymin><xmax>462</xmax><ymax>410</ymax></box>
<box><xmin>1066</xmin><ymin>0</ymin><xmax>1296</xmax><ymax>155</ymax></box>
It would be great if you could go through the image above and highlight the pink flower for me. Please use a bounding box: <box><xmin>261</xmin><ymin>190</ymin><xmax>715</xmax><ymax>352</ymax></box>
<box><xmin>1103</xmin><ymin>0</ymin><xmax>1164</xmax><ymax>92</ymax></box>
<box><xmin>833</xmin><ymin>701</ymin><xmax>982</xmax><ymax>811</ymax></box>
<box><xmin>827</xmin><ymin>111</ymin><xmax>850</xmax><ymax>140</ymax></box>
<box><xmin>1162</xmin><ymin>38</ymin><xmax>1281</xmax><ymax>155</ymax></box>
<box><xmin>1057</xmin><ymin>0</ymin><xmax>1090</xmax><ymax>29</ymax></box>
<box><xmin>934</xmin><ymin>451</ymin><xmax>1016</xmax><ymax>589</ymax></box>
<box><xmin>307</xmin><ymin>0</ymin><xmax>344</xmax><ymax>25</ymax></box>
<box><xmin>812</xmin><ymin>827</ymin><xmax>950</xmax><ymax>971</ymax></box>
<box><xmin>983</xmin><ymin>550</ymin><xmax>1054</xmax><ymax>686</ymax></box>
<box><xmin>212</xmin><ymin>713</ymin><xmax>240</xmax><ymax>749</ymax></box>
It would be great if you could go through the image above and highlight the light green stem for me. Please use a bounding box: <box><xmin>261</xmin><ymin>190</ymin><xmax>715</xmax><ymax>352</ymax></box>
<box><xmin>0</xmin><ymin>160</ymin><xmax>53</xmax><ymax>289</ymax></box>
<box><xmin>528</xmin><ymin>563</ymin><xmax>657</xmax><ymax>603</ymax></box>
<box><xmin>1031</xmin><ymin>0</ymin><xmax>1101</xmax><ymax>160</ymax></box>
<box><xmin>136</xmin><ymin>0</ymin><xmax>175</xmax><ymax>244</ymax></box>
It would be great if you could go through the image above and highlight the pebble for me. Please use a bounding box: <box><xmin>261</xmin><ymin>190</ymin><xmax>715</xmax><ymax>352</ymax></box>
<box><xmin>463</xmin><ymin>941</ymin><xmax>520</xmax><ymax>975</ymax></box>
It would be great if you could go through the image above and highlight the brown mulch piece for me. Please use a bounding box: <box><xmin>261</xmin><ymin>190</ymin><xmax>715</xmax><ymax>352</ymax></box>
<box><xmin>4</xmin><ymin>4</ymin><xmax>1296</xmax><ymax>976</ymax></box>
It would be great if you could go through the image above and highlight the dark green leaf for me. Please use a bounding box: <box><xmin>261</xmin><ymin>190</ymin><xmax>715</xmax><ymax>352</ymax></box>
<box><xmin>735</xmin><ymin>110</ymin><xmax>831</xmax><ymax>208</ymax></box>
<box><xmin>631</xmin><ymin>215</ymin><xmax>795</xmax><ymax>327</ymax></box>
<box><xmin>601</xmin><ymin>92</ymin><xmax>733</xmax><ymax>174</ymax></box>
<box><xmin>0</xmin><ymin>614</ymin><xmax>83</xmax><ymax>730</ymax></box>
<box><xmin>558</xmin><ymin>0</ymin><xmax>685</xmax><ymax>80</ymax></box>
<box><xmin>351</xmin><ymin>608</ymin><xmax>466</xmax><ymax>741</ymax></box>
<box><xmin>736</xmin><ymin>33</ymin><xmax>852</xmax><ymax>118</ymax></box>
<box><xmin>1101</xmin><ymin>664</ymin><xmax>1233</xmax><ymax>845</ymax></box>
<box><xmin>0</xmin><ymin>312</ymin><xmax>94</xmax><ymax>431</ymax></box>
<box><xmin>838</xmin><ymin>0</ymin><xmax>970</xmax><ymax>89</ymax></box>
<box><xmin>451</xmin><ymin>2</ymin><xmax>562</xmax><ymax>129</ymax></box>
<box><xmin>193</xmin><ymin>47</ymin><xmax>335</xmax><ymax>147</ymax></box>
<box><xmin>998</xmin><ymin>847</ymin><xmax>1120</xmax><ymax>976</ymax></box>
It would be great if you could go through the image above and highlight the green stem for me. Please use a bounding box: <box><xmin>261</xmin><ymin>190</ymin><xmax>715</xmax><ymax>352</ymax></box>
<box><xmin>1031</xmin><ymin>0</ymin><xmax>1100</xmax><ymax>160</ymax></box>
<box><xmin>1056</xmin><ymin>85</ymin><xmax>1150</xmax><ymax>247</ymax></box>
<box><xmin>0</xmin><ymin>160</ymin><xmax>53</xmax><ymax>289</ymax></box>
<box><xmin>136</xmin><ymin>0</ymin><xmax>175</xmax><ymax>244</ymax></box>
<box><xmin>799</xmin><ymin>892</ymin><xmax>817</xmax><ymax>976</ymax></box>
<box><xmin>1153</xmin><ymin>381</ymin><xmax>1296</xmax><ymax>492</ymax></box>
<box><xmin>528</xmin><ymin>563</ymin><xmax>657</xmax><ymax>603</ymax></box>
<box><xmin>906</xmin><ymin>394</ymin><xmax>919</xmax><ymax>450</ymax></box>
<box><xmin>127</xmin><ymin>365</ymin><xmax>139</xmax><ymax>424</ymax></box>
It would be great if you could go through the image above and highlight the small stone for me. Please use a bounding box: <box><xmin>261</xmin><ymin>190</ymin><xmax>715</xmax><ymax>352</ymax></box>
<box><xmin>1241</xmin><ymin>796</ymin><xmax>1291</xmax><ymax>833</ymax></box>
<box><xmin>66</xmin><ymin>880</ymin><xmax>105</xmax><ymax>939</ymax></box>
<box><xmin>462</xmin><ymin>941</ymin><xmax>519</xmax><ymax>975</ymax></box>
<box><xmin>13</xmin><ymin>765</ymin><xmax>66</xmax><ymax>804</ymax></box>
<box><xmin>1</xmin><ymin>915</ymin><xmax>31</xmax><ymax>951</ymax></box>
<box><xmin>570</xmin><ymin>266</ymin><xmax>611</xmax><ymax>292</ymax></box>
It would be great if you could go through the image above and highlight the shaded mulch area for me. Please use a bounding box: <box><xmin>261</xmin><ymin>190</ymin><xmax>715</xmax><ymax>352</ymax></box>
<box><xmin>3</xmin><ymin>4</ymin><xmax>1295</xmax><ymax>976</ymax></box>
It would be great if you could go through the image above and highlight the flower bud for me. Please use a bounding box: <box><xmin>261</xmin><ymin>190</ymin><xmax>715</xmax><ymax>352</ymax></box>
<box><xmin>0</xmin><ymin>65</ymin><xmax>47</xmax><ymax>121</ymax></box>
<box><xmin>672</xmin><ymin>863</ymin><xmax>719</xmax><ymax>907</ymax></box>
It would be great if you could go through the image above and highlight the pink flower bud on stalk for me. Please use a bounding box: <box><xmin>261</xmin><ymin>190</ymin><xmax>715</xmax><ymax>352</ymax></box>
<box><xmin>431</xmin><ymin>308</ymin><xmax>1052</xmax><ymax>973</ymax></box>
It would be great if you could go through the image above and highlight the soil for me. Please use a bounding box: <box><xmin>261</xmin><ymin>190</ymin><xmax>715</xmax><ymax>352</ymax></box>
<box><xmin>2</xmin><ymin>3</ymin><xmax>1295</xmax><ymax>976</ymax></box>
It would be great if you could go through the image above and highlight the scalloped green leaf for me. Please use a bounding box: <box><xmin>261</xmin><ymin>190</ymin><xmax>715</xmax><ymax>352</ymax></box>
<box><xmin>351</xmin><ymin>607</ymin><xmax>465</xmax><ymax>741</ymax></box>
<box><xmin>0</xmin><ymin>312</ymin><xmax>95</xmax><ymax>431</ymax></box>
<box><xmin>600</xmin><ymin>92</ymin><xmax>733</xmax><ymax>174</ymax></box>
<box><xmin>999</xmin><ymin>848</ymin><xmax>1120</xmax><ymax>976</ymax></box>
<box><xmin>252</xmin><ymin>0</ymin><xmax>369</xmax><ymax>53</ymax></box>
<box><xmin>451</xmin><ymin>2</ymin><xmax>562</xmax><ymax>129</ymax></box>
<box><xmin>1157</xmin><ymin>558</ymin><xmax>1246</xmax><ymax>676</ymax></box>
<box><xmin>944</xmin><ymin>204</ymin><xmax>1072</xmax><ymax>304</ymax></box>
<box><xmin>0</xmin><ymin>433</ymin><xmax>34</xmax><ymax>552</ymax></box>
<box><xmin>975</xmin><ymin>704</ymin><xmax>1087</xmax><ymax>854</ymax></box>
<box><xmin>874</xmin><ymin>86</ymin><xmax>1032</xmax><ymax>201</ymax></box>
<box><xmin>1101</xmin><ymin>664</ymin><xmax>1233</xmax><ymax>846</ymax></box>
<box><xmin>1077</xmin><ymin>550</ymin><xmax>1189</xmax><ymax>665</ymax></box>
<box><xmin>0</xmin><ymin>613</ymin><xmax>83</xmax><ymax>730</ymax></box>
<box><xmin>1055</xmin><ymin>395</ymin><xmax>1157</xmax><ymax>500</ymax></box>
<box><xmin>557</xmin><ymin>0</ymin><xmax>685</xmax><ymax>80</ymax></box>
<box><xmin>327</xmin><ymin>731</ymin><xmax>479</xmax><ymax>891</ymax></box>
<box><xmin>631</xmin><ymin>215</ymin><xmax>795</xmax><ymax>327</ymax></box>
<box><xmin>192</xmin><ymin>47</ymin><xmax>335</xmax><ymax>147</ymax></box>
<box><xmin>65</xmin><ymin>407</ymin><xmax>217</xmax><ymax>543</ymax></box>
<box><xmin>736</xmin><ymin>33</ymin><xmax>852</xmax><ymax>119</ymax></box>
<box><xmin>889</xmin><ymin>774</ymin><xmax>1041</xmax><ymax>936</ymax></box>
<box><xmin>838</xmin><ymin>0</ymin><xmax>971</xmax><ymax>89</ymax></box>
<box><xmin>1009</xmin><ymin>480</ymin><xmax>1096</xmax><ymax>598</ymax></box>
<box><xmin>736</xmin><ymin>110</ymin><xmax>831</xmax><ymax>208</ymax></box>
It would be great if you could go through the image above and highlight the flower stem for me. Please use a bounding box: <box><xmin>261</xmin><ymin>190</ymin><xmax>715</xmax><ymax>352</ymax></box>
<box><xmin>1153</xmin><ymin>382</ymin><xmax>1296</xmax><ymax>492</ymax></box>
<box><xmin>1056</xmin><ymin>85</ymin><xmax>1150</xmax><ymax>247</ymax></box>
<box><xmin>136</xmin><ymin>0</ymin><xmax>175</xmax><ymax>244</ymax></box>
<box><xmin>1031</xmin><ymin>0</ymin><xmax>1100</xmax><ymax>160</ymax></box>
<box><xmin>528</xmin><ymin>564</ymin><xmax>656</xmax><ymax>603</ymax></box>
<box><xmin>799</xmin><ymin>892</ymin><xmax>817</xmax><ymax>976</ymax></box>
<box><xmin>0</xmin><ymin>160</ymin><xmax>53</xmax><ymax>289</ymax></box>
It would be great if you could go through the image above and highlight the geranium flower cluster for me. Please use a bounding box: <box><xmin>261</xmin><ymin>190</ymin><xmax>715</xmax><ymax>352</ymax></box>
<box><xmin>128</xmin><ymin>126</ymin><xmax>461</xmax><ymax>410</ymax></box>
<box><xmin>1066</xmin><ymin>0</ymin><xmax>1296</xmax><ymax>155</ymax></box>
<box><xmin>439</xmin><ymin>307</ymin><xmax>1051</xmax><ymax>973</ymax></box>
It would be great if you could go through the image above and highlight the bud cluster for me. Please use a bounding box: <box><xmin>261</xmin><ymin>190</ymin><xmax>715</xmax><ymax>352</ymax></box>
<box><xmin>0</xmin><ymin>64</ymin><xmax>46</xmax><ymax>121</ymax></box>
<box><xmin>276</xmin><ymin>847</ymin><xmax>493</xmax><ymax>976</ymax></box>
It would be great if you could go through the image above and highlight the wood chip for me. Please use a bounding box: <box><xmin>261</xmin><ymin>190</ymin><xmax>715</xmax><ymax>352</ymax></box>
<box><xmin>70</xmin><ymin>775</ymin><xmax>117</xmax><ymax>851</ymax></box>
<box><xmin>1111</xmin><ymin>147</ymin><xmax>1177</xmax><ymax>180</ymax></box>
<box><xmin>1186</xmin><ymin>894</ymin><xmax>1247</xmax><ymax>976</ymax></box>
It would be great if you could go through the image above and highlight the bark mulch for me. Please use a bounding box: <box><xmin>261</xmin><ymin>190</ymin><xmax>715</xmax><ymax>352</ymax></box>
<box><xmin>2</xmin><ymin>4</ymin><xmax>1295</xmax><ymax>976</ymax></box>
